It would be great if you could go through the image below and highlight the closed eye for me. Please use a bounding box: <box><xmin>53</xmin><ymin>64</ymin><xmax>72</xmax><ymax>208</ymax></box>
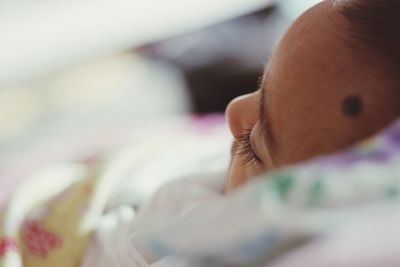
<box><xmin>233</xmin><ymin>129</ymin><xmax>262</xmax><ymax>166</ymax></box>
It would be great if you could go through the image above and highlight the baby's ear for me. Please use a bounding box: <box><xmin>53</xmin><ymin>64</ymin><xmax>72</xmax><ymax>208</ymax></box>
<box><xmin>342</xmin><ymin>95</ymin><xmax>363</xmax><ymax>117</ymax></box>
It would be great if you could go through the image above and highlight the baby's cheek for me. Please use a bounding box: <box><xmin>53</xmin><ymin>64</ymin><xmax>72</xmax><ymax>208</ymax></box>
<box><xmin>226</xmin><ymin>157</ymin><xmax>248</xmax><ymax>192</ymax></box>
<box><xmin>226</xmin><ymin>157</ymin><xmax>267</xmax><ymax>192</ymax></box>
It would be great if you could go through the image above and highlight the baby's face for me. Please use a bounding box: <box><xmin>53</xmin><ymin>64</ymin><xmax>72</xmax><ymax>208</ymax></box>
<box><xmin>225</xmin><ymin>0</ymin><xmax>399</xmax><ymax>191</ymax></box>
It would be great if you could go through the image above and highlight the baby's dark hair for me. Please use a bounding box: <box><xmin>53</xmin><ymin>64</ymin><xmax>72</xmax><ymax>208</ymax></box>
<box><xmin>336</xmin><ymin>0</ymin><xmax>400</xmax><ymax>78</ymax></box>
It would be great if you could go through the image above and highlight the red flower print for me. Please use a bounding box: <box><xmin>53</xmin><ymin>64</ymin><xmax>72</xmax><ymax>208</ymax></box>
<box><xmin>0</xmin><ymin>237</ymin><xmax>18</xmax><ymax>257</ymax></box>
<box><xmin>23</xmin><ymin>221</ymin><xmax>63</xmax><ymax>258</ymax></box>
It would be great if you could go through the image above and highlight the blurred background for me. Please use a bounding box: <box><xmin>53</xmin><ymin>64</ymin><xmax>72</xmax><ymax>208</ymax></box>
<box><xmin>0</xmin><ymin>0</ymin><xmax>322</xmax><ymax>202</ymax></box>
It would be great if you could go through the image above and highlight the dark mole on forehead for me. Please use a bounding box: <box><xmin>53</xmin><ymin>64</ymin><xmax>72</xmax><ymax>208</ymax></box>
<box><xmin>342</xmin><ymin>95</ymin><xmax>363</xmax><ymax>117</ymax></box>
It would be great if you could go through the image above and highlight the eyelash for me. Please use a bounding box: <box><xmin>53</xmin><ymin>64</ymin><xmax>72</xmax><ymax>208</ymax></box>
<box><xmin>234</xmin><ymin>129</ymin><xmax>262</xmax><ymax>166</ymax></box>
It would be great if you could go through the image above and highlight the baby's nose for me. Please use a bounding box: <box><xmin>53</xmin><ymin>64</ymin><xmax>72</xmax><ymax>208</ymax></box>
<box><xmin>225</xmin><ymin>92</ymin><xmax>259</xmax><ymax>139</ymax></box>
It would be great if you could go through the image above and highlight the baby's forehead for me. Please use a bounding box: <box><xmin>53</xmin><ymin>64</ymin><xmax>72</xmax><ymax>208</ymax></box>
<box><xmin>259</xmin><ymin>2</ymin><xmax>377</xmax><ymax>113</ymax></box>
<box><xmin>289</xmin><ymin>1</ymin><xmax>338</xmax><ymax>33</ymax></box>
<box><xmin>268</xmin><ymin>2</ymin><xmax>361</xmax><ymax>81</ymax></box>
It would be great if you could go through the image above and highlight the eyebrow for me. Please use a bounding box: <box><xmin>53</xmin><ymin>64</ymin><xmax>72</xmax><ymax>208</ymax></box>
<box><xmin>258</xmin><ymin>70</ymin><xmax>274</xmax><ymax>146</ymax></box>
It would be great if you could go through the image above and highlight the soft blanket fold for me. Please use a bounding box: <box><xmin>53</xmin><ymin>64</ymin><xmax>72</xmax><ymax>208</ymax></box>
<box><xmin>1</xmin><ymin>120</ymin><xmax>400</xmax><ymax>267</ymax></box>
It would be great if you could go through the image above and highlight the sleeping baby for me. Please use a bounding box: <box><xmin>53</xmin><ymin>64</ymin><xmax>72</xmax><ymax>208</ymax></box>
<box><xmin>225</xmin><ymin>0</ymin><xmax>400</xmax><ymax>191</ymax></box>
<box><xmin>85</xmin><ymin>0</ymin><xmax>400</xmax><ymax>266</ymax></box>
<box><xmin>1</xmin><ymin>0</ymin><xmax>400</xmax><ymax>267</ymax></box>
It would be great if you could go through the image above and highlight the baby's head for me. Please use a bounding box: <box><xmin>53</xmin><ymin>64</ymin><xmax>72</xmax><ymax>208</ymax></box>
<box><xmin>226</xmin><ymin>0</ymin><xmax>400</xmax><ymax>191</ymax></box>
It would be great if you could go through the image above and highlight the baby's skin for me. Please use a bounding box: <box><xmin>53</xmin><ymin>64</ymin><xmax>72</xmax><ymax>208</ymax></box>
<box><xmin>225</xmin><ymin>0</ymin><xmax>400</xmax><ymax>191</ymax></box>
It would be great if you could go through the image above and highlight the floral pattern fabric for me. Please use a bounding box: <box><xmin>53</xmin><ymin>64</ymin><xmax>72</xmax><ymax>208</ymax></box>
<box><xmin>1</xmin><ymin>119</ymin><xmax>400</xmax><ymax>267</ymax></box>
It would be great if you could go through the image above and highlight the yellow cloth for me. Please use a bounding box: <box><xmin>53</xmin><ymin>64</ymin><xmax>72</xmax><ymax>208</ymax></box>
<box><xmin>0</xmin><ymin>164</ymin><xmax>110</xmax><ymax>267</ymax></box>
